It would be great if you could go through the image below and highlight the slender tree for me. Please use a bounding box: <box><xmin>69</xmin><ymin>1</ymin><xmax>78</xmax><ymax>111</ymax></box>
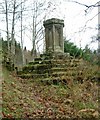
<box><xmin>5</xmin><ymin>0</ymin><xmax>10</xmax><ymax>53</ymax></box>
<box><xmin>20</xmin><ymin>0</ymin><xmax>25</xmax><ymax>65</ymax></box>
<box><xmin>10</xmin><ymin>0</ymin><xmax>16</xmax><ymax>65</ymax></box>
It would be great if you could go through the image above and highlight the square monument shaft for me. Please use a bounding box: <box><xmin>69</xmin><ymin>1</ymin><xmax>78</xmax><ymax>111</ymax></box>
<box><xmin>43</xmin><ymin>18</ymin><xmax>64</xmax><ymax>53</ymax></box>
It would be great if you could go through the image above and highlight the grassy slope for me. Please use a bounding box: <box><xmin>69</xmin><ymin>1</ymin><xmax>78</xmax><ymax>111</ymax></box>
<box><xmin>2</xmin><ymin>67</ymin><xmax>99</xmax><ymax>119</ymax></box>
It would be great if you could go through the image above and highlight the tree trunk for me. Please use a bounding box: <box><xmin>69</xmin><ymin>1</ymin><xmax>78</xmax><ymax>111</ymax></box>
<box><xmin>21</xmin><ymin>0</ymin><xmax>25</xmax><ymax>66</ymax></box>
<box><xmin>5</xmin><ymin>0</ymin><xmax>10</xmax><ymax>60</ymax></box>
<box><xmin>11</xmin><ymin>0</ymin><xmax>16</xmax><ymax>65</ymax></box>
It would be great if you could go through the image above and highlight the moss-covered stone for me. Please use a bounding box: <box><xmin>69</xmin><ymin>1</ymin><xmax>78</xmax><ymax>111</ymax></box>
<box><xmin>17</xmin><ymin>53</ymin><xmax>98</xmax><ymax>86</ymax></box>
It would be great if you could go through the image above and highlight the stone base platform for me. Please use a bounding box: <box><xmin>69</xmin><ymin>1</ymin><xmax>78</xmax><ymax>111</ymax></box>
<box><xmin>17</xmin><ymin>53</ymin><xmax>98</xmax><ymax>85</ymax></box>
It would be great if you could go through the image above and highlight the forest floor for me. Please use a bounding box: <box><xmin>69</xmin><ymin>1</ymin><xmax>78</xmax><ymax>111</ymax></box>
<box><xmin>2</xmin><ymin>66</ymin><xmax>99</xmax><ymax>119</ymax></box>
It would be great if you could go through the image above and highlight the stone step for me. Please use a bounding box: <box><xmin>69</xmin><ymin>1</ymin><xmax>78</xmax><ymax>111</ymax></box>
<box><xmin>40</xmin><ymin>60</ymin><xmax>52</xmax><ymax>64</ymax></box>
<box><xmin>23</xmin><ymin>69</ymin><xmax>51</xmax><ymax>74</ymax></box>
<box><xmin>40</xmin><ymin>77</ymin><xmax>62</xmax><ymax>85</ymax></box>
<box><xmin>52</xmin><ymin>71</ymin><xmax>79</xmax><ymax>77</ymax></box>
<box><xmin>18</xmin><ymin>73</ymin><xmax>50</xmax><ymax>79</ymax></box>
<box><xmin>40</xmin><ymin>76</ymin><xmax>74</xmax><ymax>85</ymax></box>
<box><xmin>20</xmin><ymin>63</ymin><xmax>81</xmax><ymax>74</ymax></box>
<box><xmin>22</xmin><ymin>64</ymin><xmax>52</xmax><ymax>71</ymax></box>
<box><xmin>20</xmin><ymin>67</ymin><xmax>80</xmax><ymax>75</ymax></box>
<box><xmin>28</xmin><ymin>61</ymin><xmax>41</xmax><ymax>65</ymax></box>
<box><xmin>26</xmin><ymin>59</ymin><xmax>82</xmax><ymax>68</ymax></box>
<box><xmin>28</xmin><ymin>59</ymin><xmax>51</xmax><ymax>65</ymax></box>
<box><xmin>52</xmin><ymin>72</ymin><xmax>68</xmax><ymax>77</ymax></box>
<box><xmin>51</xmin><ymin>59</ymin><xmax>70</xmax><ymax>64</ymax></box>
<box><xmin>51</xmin><ymin>59</ymin><xmax>81</xmax><ymax>63</ymax></box>
<box><xmin>18</xmin><ymin>69</ymin><xmax>79</xmax><ymax>79</ymax></box>
<box><xmin>51</xmin><ymin>67</ymin><xmax>71</xmax><ymax>72</ymax></box>
<box><xmin>34</xmin><ymin>57</ymin><xmax>42</xmax><ymax>61</ymax></box>
<box><xmin>53</xmin><ymin>63</ymin><xmax>79</xmax><ymax>68</ymax></box>
<box><xmin>40</xmin><ymin>53</ymin><xmax>52</xmax><ymax>60</ymax></box>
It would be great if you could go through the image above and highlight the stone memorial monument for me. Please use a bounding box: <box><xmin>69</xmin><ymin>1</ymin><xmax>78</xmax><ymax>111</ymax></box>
<box><xmin>43</xmin><ymin>18</ymin><xmax>64</xmax><ymax>53</ymax></box>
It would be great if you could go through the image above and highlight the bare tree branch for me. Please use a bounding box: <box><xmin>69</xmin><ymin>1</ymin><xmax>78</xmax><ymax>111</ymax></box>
<box><xmin>70</xmin><ymin>1</ymin><xmax>100</xmax><ymax>14</ymax></box>
<box><xmin>70</xmin><ymin>1</ymin><xmax>100</xmax><ymax>8</ymax></box>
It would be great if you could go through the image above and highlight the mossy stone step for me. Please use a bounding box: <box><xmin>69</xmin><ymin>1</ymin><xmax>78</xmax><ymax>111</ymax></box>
<box><xmin>40</xmin><ymin>77</ymin><xmax>62</xmax><ymax>85</ymax></box>
<box><xmin>28</xmin><ymin>61</ymin><xmax>42</xmax><ymax>65</ymax></box>
<box><xmin>20</xmin><ymin>69</ymin><xmax>51</xmax><ymax>74</ymax></box>
<box><xmin>52</xmin><ymin>71</ymin><xmax>79</xmax><ymax>77</ymax></box>
<box><xmin>34</xmin><ymin>57</ymin><xmax>42</xmax><ymax>61</ymax></box>
<box><xmin>22</xmin><ymin>64</ymin><xmax>52</xmax><ymax>71</ymax></box>
<box><xmin>20</xmin><ymin>64</ymin><xmax>80</xmax><ymax>75</ymax></box>
<box><xmin>18</xmin><ymin>70</ymin><xmax>78</xmax><ymax>79</ymax></box>
<box><xmin>51</xmin><ymin>67</ymin><xmax>68</xmax><ymax>72</ymax></box>
<box><xmin>52</xmin><ymin>63</ymin><xmax>79</xmax><ymax>68</ymax></box>
<box><xmin>18</xmin><ymin>73</ymin><xmax>50</xmax><ymax>79</ymax></box>
<box><xmin>40</xmin><ymin>76</ymin><xmax>74</xmax><ymax>85</ymax></box>
<box><xmin>51</xmin><ymin>59</ymin><xmax>71</xmax><ymax>64</ymax></box>
<box><xmin>40</xmin><ymin>60</ymin><xmax>52</xmax><ymax>64</ymax></box>
<box><xmin>52</xmin><ymin>72</ymin><xmax>68</xmax><ymax>77</ymax></box>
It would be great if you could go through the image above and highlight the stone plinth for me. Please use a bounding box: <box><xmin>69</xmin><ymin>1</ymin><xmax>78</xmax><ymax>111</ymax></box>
<box><xmin>43</xmin><ymin>18</ymin><xmax>64</xmax><ymax>53</ymax></box>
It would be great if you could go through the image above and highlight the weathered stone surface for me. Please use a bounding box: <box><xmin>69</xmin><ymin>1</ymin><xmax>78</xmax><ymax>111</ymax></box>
<box><xmin>43</xmin><ymin>18</ymin><xmax>64</xmax><ymax>53</ymax></box>
<box><xmin>18</xmin><ymin>54</ymin><xmax>98</xmax><ymax>85</ymax></box>
<box><xmin>18</xmin><ymin>53</ymin><xmax>79</xmax><ymax>79</ymax></box>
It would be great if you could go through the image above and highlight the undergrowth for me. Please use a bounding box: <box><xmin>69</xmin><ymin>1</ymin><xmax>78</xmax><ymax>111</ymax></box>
<box><xmin>2</xmin><ymin>67</ymin><xmax>99</xmax><ymax>119</ymax></box>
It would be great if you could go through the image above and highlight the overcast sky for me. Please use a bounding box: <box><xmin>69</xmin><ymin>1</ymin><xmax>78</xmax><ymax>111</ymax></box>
<box><xmin>50</xmin><ymin>0</ymin><xmax>98</xmax><ymax>50</ymax></box>
<box><xmin>0</xmin><ymin>0</ymin><xmax>98</xmax><ymax>51</ymax></box>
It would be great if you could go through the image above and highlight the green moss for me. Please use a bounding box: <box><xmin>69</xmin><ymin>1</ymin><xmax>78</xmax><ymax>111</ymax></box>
<box><xmin>74</xmin><ymin>101</ymin><xmax>96</xmax><ymax>110</ymax></box>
